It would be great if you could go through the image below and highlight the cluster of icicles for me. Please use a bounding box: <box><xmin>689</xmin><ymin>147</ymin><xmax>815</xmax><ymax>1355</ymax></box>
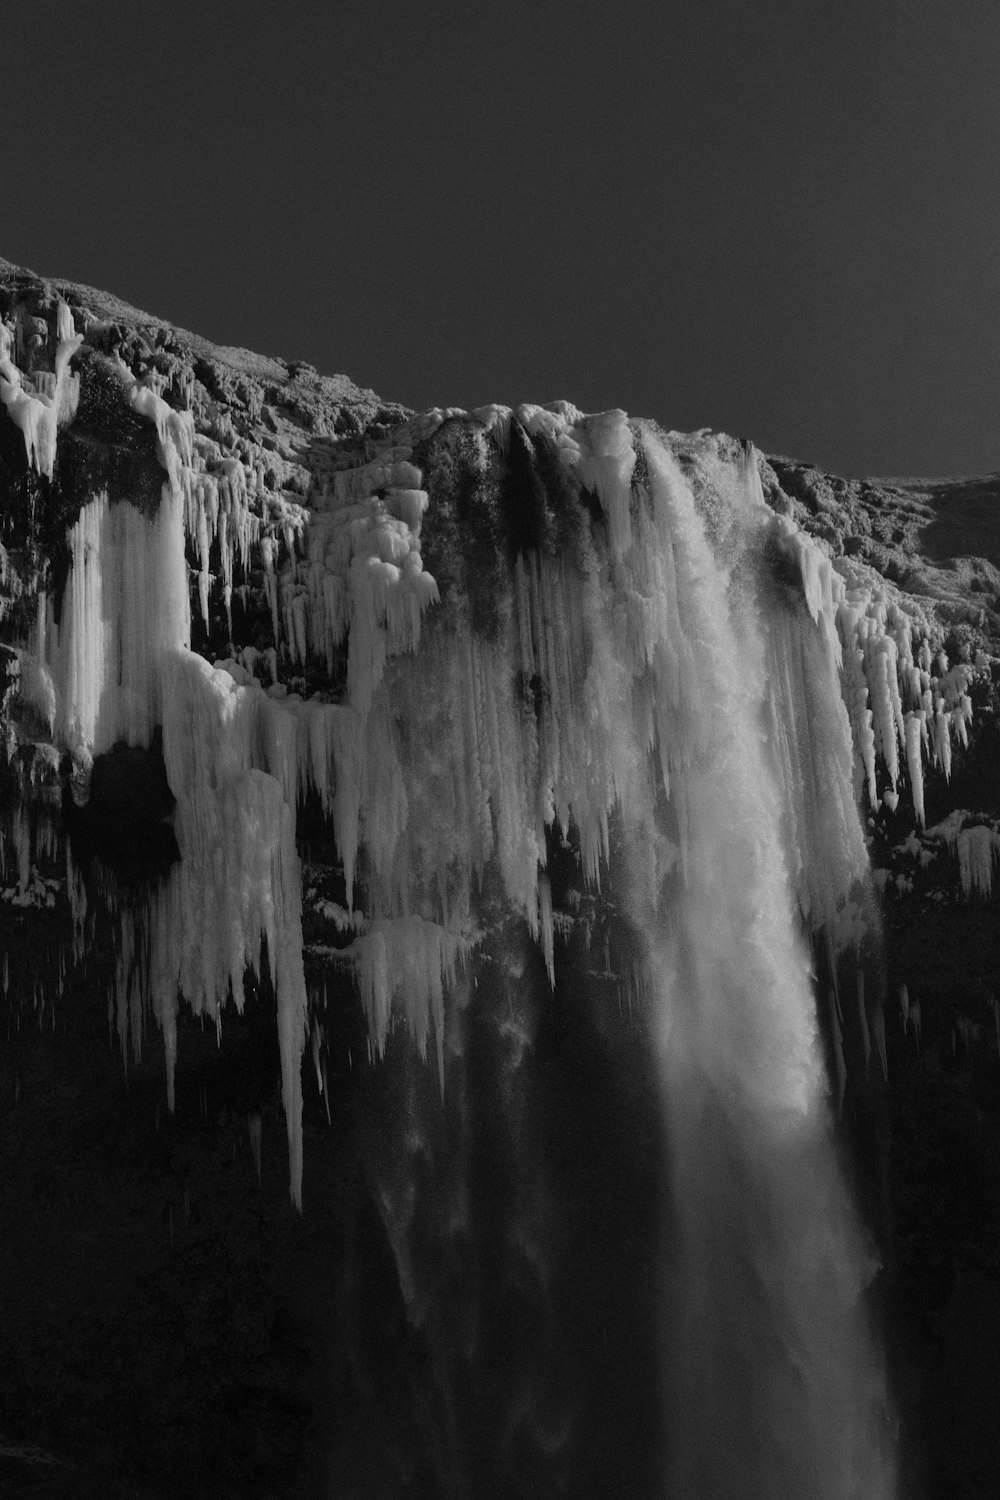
<box><xmin>0</xmin><ymin>302</ymin><xmax>82</xmax><ymax>477</ymax></box>
<box><xmin>771</xmin><ymin>515</ymin><xmax>975</xmax><ymax>830</ymax></box>
<box><xmin>887</xmin><ymin>808</ymin><xmax>1000</xmax><ymax>902</ymax></box>
<box><xmin>932</xmin><ymin>813</ymin><xmax>1000</xmax><ymax>899</ymax></box>
<box><xmin>7</xmin><ymin>306</ymin><xmax>978</xmax><ymax>1204</ymax></box>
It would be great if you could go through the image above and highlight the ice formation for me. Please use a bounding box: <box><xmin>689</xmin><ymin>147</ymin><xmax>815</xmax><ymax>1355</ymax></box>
<box><xmin>0</xmin><ymin>300</ymin><xmax>81</xmax><ymax>478</ymax></box>
<box><xmin>924</xmin><ymin>809</ymin><xmax>1000</xmax><ymax>900</ymax></box>
<box><xmin>9</xmin><ymin>347</ymin><xmax>309</xmax><ymax>1201</ymax></box>
<box><xmin>1</xmin><ymin>299</ymin><xmax>979</xmax><ymax>1249</ymax></box>
<box><xmin>23</xmin><ymin>487</ymin><xmax>190</xmax><ymax>758</ymax></box>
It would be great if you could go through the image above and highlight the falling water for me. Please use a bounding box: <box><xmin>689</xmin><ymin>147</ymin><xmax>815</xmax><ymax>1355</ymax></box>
<box><xmin>352</xmin><ymin>419</ymin><xmax>899</xmax><ymax>1497</ymax></box>
<box><xmin>637</xmin><ymin>431</ymin><xmax>896</xmax><ymax>1498</ymax></box>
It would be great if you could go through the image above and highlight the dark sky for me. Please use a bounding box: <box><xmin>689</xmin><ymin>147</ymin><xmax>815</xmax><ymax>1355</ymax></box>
<box><xmin>3</xmin><ymin>1</ymin><xmax>999</xmax><ymax>478</ymax></box>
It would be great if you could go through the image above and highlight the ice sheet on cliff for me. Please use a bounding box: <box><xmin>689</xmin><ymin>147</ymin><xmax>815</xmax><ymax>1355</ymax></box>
<box><xmin>0</xmin><ymin>307</ymin><xmax>980</xmax><ymax>1208</ymax></box>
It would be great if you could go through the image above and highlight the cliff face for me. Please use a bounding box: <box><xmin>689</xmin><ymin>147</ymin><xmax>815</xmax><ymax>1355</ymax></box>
<box><xmin>0</xmin><ymin>259</ymin><xmax>998</xmax><ymax>1499</ymax></box>
<box><xmin>760</xmin><ymin>452</ymin><xmax>1000</xmax><ymax>1500</ymax></box>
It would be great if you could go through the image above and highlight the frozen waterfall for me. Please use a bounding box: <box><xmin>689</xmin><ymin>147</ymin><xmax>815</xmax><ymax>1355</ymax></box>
<box><xmin>9</xmin><ymin>313</ymin><xmax>966</xmax><ymax>1490</ymax></box>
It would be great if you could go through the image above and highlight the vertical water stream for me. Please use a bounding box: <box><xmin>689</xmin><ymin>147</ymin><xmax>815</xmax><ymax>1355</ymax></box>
<box><xmin>640</xmin><ymin>432</ymin><xmax>895</xmax><ymax>1498</ymax></box>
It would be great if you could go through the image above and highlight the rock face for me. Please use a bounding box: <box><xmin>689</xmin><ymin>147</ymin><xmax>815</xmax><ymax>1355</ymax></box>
<box><xmin>762</xmin><ymin>453</ymin><xmax>1000</xmax><ymax>630</ymax></box>
<box><xmin>0</xmin><ymin>259</ymin><xmax>998</xmax><ymax>1499</ymax></box>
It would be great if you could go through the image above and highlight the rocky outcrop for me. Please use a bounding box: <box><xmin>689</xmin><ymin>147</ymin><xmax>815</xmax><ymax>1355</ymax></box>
<box><xmin>762</xmin><ymin>452</ymin><xmax>1000</xmax><ymax>632</ymax></box>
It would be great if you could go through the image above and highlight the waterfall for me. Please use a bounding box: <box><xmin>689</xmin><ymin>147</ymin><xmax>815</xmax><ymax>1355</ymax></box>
<box><xmin>328</xmin><ymin>415</ymin><xmax>902</xmax><ymax>1495</ymax></box>
<box><xmin>637</xmin><ymin>432</ymin><xmax>895</xmax><ymax>1498</ymax></box>
<box><xmin>10</xmin><ymin>329</ymin><xmax>942</xmax><ymax>1490</ymax></box>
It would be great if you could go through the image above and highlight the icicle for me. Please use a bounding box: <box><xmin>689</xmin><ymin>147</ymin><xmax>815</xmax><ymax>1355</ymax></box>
<box><xmin>956</xmin><ymin>825</ymin><xmax>1000</xmax><ymax>899</ymax></box>
<box><xmin>261</xmin><ymin>536</ymin><xmax>281</xmax><ymax>646</ymax></box>
<box><xmin>311</xmin><ymin>1020</ymin><xmax>323</xmax><ymax>1092</ymax></box>
<box><xmin>351</xmin><ymin>916</ymin><xmax>470</xmax><ymax>1091</ymax></box>
<box><xmin>932</xmin><ymin>702</ymin><xmax>952</xmax><ymax>780</ymax></box>
<box><xmin>829</xmin><ymin>989</ymin><xmax>847</xmax><ymax>1113</ymax></box>
<box><xmin>904</xmin><ymin>711</ymin><xmax>925</xmax><ymax>827</ymax></box>
<box><xmin>857</xmin><ymin>970</ymin><xmax>871</xmax><ymax>1073</ymax></box>
<box><xmin>867</xmin><ymin>638</ymin><xmax>900</xmax><ymax>794</ymax></box>
<box><xmin>837</xmin><ymin>612</ymin><xmax>877</xmax><ymax>809</ymax></box>
<box><xmin>538</xmin><ymin>874</ymin><xmax>555</xmax><ymax>989</ymax></box>
<box><xmin>872</xmin><ymin>998</ymin><xmax>888</xmax><ymax>1084</ymax></box>
<box><xmin>320</xmin><ymin>1056</ymin><xmax>331</xmax><ymax>1125</ymax></box>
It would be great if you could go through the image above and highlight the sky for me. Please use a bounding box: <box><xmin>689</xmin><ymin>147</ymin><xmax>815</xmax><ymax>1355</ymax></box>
<box><xmin>3</xmin><ymin>0</ymin><xmax>999</xmax><ymax>478</ymax></box>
